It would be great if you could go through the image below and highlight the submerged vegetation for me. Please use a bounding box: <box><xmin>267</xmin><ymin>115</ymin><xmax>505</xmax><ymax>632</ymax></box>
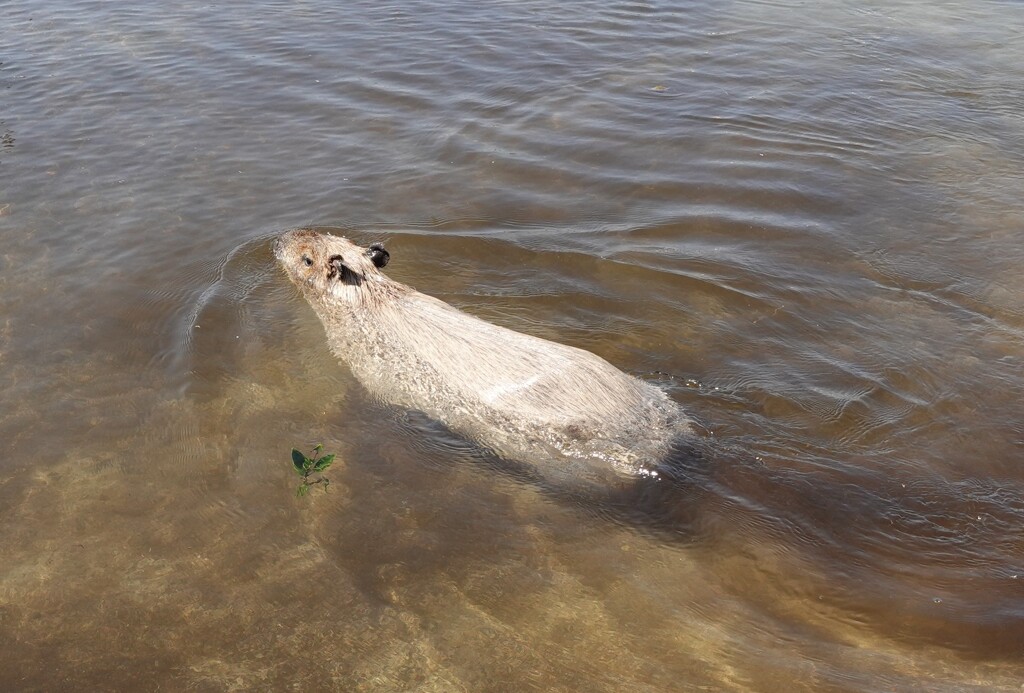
<box><xmin>291</xmin><ymin>443</ymin><xmax>335</xmax><ymax>496</ymax></box>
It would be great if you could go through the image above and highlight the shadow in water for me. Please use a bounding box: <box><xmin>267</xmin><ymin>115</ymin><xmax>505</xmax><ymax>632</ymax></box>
<box><xmin>394</xmin><ymin>407</ymin><xmax>1024</xmax><ymax>662</ymax></box>
<box><xmin>615</xmin><ymin>438</ymin><xmax>1024</xmax><ymax>662</ymax></box>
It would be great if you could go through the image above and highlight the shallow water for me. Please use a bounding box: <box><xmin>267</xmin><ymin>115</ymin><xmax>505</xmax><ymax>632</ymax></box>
<box><xmin>2</xmin><ymin>0</ymin><xmax>1024</xmax><ymax>689</ymax></box>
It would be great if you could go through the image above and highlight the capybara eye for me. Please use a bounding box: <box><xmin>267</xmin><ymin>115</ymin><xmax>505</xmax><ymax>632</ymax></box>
<box><xmin>302</xmin><ymin>256</ymin><xmax>313</xmax><ymax>267</ymax></box>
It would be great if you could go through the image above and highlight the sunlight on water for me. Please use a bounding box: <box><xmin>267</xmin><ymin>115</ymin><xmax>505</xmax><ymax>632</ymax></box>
<box><xmin>1</xmin><ymin>0</ymin><xmax>1023</xmax><ymax>689</ymax></box>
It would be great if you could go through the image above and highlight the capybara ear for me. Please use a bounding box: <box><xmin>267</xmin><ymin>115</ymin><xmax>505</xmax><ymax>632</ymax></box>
<box><xmin>327</xmin><ymin>254</ymin><xmax>345</xmax><ymax>280</ymax></box>
<box><xmin>327</xmin><ymin>254</ymin><xmax>363</xmax><ymax>285</ymax></box>
<box><xmin>367</xmin><ymin>243</ymin><xmax>390</xmax><ymax>268</ymax></box>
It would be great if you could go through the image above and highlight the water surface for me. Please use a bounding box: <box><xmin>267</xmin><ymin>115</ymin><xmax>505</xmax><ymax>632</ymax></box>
<box><xmin>2</xmin><ymin>0</ymin><xmax>1023</xmax><ymax>690</ymax></box>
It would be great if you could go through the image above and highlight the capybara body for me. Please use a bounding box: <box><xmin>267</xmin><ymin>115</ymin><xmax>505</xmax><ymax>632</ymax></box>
<box><xmin>274</xmin><ymin>229</ymin><xmax>691</xmax><ymax>491</ymax></box>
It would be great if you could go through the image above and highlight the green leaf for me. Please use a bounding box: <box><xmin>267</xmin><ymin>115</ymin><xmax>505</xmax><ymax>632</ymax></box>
<box><xmin>296</xmin><ymin>483</ymin><xmax>309</xmax><ymax>497</ymax></box>
<box><xmin>291</xmin><ymin>449</ymin><xmax>306</xmax><ymax>474</ymax></box>
<box><xmin>313</xmin><ymin>453</ymin><xmax>335</xmax><ymax>472</ymax></box>
<box><xmin>313</xmin><ymin>443</ymin><xmax>323</xmax><ymax>454</ymax></box>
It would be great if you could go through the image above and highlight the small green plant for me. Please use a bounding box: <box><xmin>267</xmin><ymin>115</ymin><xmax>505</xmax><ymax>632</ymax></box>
<box><xmin>291</xmin><ymin>443</ymin><xmax>335</xmax><ymax>496</ymax></box>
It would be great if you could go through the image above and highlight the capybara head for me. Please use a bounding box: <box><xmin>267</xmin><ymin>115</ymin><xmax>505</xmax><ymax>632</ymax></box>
<box><xmin>274</xmin><ymin>229</ymin><xmax>391</xmax><ymax>305</ymax></box>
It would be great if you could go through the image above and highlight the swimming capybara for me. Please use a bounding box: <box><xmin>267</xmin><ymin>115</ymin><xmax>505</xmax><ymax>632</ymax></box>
<box><xmin>274</xmin><ymin>229</ymin><xmax>692</xmax><ymax>492</ymax></box>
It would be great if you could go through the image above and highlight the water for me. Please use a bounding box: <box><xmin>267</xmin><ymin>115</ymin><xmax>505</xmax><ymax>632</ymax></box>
<box><xmin>2</xmin><ymin>0</ymin><xmax>1023</xmax><ymax>689</ymax></box>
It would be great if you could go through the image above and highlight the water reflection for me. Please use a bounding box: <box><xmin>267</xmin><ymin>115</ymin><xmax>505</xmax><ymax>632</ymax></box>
<box><xmin>2</xmin><ymin>0</ymin><xmax>1024</xmax><ymax>689</ymax></box>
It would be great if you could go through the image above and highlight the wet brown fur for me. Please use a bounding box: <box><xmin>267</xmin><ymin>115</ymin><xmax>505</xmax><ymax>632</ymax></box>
<box><xmin>274</xmin><ymin>229</ymin><xmax>691</xmax><ymax>491</ymax></box>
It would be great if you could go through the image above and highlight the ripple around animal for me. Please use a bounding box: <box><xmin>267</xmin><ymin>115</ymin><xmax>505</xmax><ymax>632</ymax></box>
<box><xmin>4</xmin><ymin>0</ymin><xmax>1024</xmax><ymax>688</ymax></box>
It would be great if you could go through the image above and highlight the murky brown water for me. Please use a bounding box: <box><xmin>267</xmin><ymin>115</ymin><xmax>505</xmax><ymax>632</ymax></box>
<box><xmin>2</xmin><ymin>0</ymin><xmax>1024</xmax><ymax>690</ymax></box>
